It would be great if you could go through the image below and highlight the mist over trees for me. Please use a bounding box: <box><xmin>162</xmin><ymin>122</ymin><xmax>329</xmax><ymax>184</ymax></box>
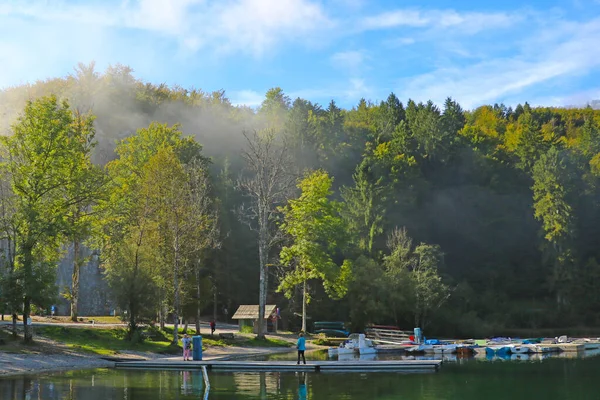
<box><xmin>2</xmin><ymin>63</ymin><xmax>600</xmax><ymax>339</ymax></box>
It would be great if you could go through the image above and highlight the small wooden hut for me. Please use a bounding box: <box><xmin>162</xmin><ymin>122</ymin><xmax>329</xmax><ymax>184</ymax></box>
<box><xmin>232</xmin><ymin>304</ymin><xmax>278</xmax><ymax>334</ymax></box>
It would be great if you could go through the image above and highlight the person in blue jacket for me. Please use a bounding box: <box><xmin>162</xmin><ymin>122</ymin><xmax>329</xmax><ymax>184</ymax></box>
<box><xmin>297</xmin><ymin>332</ymin><xmax>306</xmax><ymax>365</ymax></box>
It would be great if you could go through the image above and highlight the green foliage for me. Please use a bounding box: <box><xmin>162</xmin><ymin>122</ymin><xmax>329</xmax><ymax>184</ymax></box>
<box><xmin>241</xmin><ymin>325</ymin><xmax>254</xmax><ymax>334</ymax></box>
<box><xmin>278</xmin><ymin>170</ymin><xmax>350</xmax><ymax>300</ymax></box>
<box><xmin>34</xmin><ymin>326</ymin><xmax>179</xmax><ymax>355</ymax></box>
<box><xmin>5</xmin><ymin>67</ymin><xmax>600</xmax><ymax>337</ymax></box>
<box><xmin>0</xmin><ymin>95</ymin><xmax>98</xmax><ymax>341</ymax></box>
<box><xmin>341</xmin><ymin>161</ymin><xmax>386</xmax><ymax>255</ymax></box>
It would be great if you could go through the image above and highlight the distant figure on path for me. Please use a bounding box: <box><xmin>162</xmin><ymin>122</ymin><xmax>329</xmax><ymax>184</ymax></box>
<box><xmin>51</xmin><ymin>305</ymin><xmax>56</xmax><ymax>317</ymax></box>
<box><xmin>297</xmin><ymin>332</ymin><xmax>306</xmax><ymax>365</ymax></box>
<box><xmin>182</xmin><ymin>334</ymin><xmax>192</xmax><ymax>361</ymax></box>
<box><xmin>210</xmin><ymin>320</ymin><xmax>216</xmax><ymax>335</ymax></box>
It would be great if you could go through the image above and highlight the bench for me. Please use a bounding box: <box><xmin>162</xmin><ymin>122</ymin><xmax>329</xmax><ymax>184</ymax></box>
<box><xmin>219</xmin><ymin>333</ymin><xmax>234</xmax><ymax>339</ymax></box>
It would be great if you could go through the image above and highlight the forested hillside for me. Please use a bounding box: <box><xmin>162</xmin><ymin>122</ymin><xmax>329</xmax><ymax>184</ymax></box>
<box><xmin>2</xmin><ymin>63</ymin><xmax>600</xmax><ymax>339</ymax></box>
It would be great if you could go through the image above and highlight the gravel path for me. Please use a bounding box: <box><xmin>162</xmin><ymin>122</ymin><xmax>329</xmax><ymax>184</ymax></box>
<box><xmin>0</xmin><ymin>353</ymin><xmax>114</xmax><ymax>376</ymax></box>
<box><xmin>0</xmin><ymin>346</ymin><xmax>297</xmax><ymax>377</ymax></box>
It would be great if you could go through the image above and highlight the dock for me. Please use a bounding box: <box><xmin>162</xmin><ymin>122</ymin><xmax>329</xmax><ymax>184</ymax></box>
<box><xmin>544</xmin><ymin>343</ymin><xmax>585</xmax><ymax>352</ymax></box>
<box><xmin>115</xmin><ymin>359</ymin><xmax>442</xmax><ymax>373</ymax></box>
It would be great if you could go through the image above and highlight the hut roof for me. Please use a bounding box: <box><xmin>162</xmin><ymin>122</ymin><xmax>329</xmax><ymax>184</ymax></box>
<box><xmin>232</xmin><ymin>305</ymin><xmax>277</xmax><ymax>320</ymax></box>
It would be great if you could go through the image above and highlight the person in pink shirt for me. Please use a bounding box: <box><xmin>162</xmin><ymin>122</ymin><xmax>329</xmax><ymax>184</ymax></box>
<box><xmin>182</xmin><ymin>334</ymin><xmax>192</xmax><ymax>361</ymax></box>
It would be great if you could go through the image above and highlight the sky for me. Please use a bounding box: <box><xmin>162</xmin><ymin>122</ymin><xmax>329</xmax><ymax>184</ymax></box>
<box><xmin>1</xmin><ymin>0</ymin><xmax>600</xmax><ymax>110</ymax></box>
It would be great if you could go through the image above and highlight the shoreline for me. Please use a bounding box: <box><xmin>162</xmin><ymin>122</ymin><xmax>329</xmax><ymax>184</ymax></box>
<box><xmin>0</xmin><ymin>353</ymin><xmax>115</xmax><ymax>378</ymax></box>
<box><xmin>0</xmin><ymin>346</ymin><xmax>300</xmax><ymax>378</ymax></box>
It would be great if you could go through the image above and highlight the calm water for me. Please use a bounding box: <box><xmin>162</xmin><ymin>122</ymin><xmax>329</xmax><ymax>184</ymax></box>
<box><xmin>2</xmin><ymin>353</ymin><xmax>600</xmax><ymax>400</ymax></box>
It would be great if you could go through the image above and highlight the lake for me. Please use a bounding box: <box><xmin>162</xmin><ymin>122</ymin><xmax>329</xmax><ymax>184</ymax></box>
<box><xmin>1</xmin><ymin>352</ymin><xmax>599</xmax><ymax>399</ymax></box>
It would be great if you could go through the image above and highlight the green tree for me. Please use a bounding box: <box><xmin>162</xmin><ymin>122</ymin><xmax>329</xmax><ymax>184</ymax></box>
<box><xmin>532</xmin><ymin>147</ymin><xmax>577</xmax><ymax>304</ymax></box>
<box><xmin>384</xmin><ymin>228</ymin><xmax>450</xmax><ymax>328</ymax></box>
<box><xmin>97</xmin><ymin>122</ymin><xmax>205</xmax><ymax>338</ymax></box>
<box><xmin>142</xmin><ymin>148</ymin><xmax>218</xmax><ymax>344</ymax></box>
<box><xmin>278</xmin><ymin>170</ymin><xmax>351</xmax><ymax>332</ymax></box>
<box><xmin>1</xmin><ymin>95</ymin><xmax>98</xmax><ymax>342</ymax></box>
<box><xmin>341</xmin><ymin>160</ymin><xmax>386</xmax><ymax>255</ymax></box>
<box><xmin>259</xmin><ymin>87</ymin><xmax>291</xmax><ymax>129</ymax></box>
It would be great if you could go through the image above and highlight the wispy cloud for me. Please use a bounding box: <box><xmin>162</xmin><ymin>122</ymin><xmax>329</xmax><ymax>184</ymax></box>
<box><xmin>1</xmin><ymin>0</ymin><xmax>333</xmax><ymax>56</ymax></box>
<box><xmin>358</xmin><ymin>8</ymin><xmax>518</xmax><ymax>34</ymax></box>
<box><xmin>397</xmin><ymin>16</ymin><xmax>600</xmax><ymax>108</ymax></box>
<box><xmin>230</xmin><ymin>89</ymin><xmax>265</xmax><ymax>107</ymax></box>
<box><xmin>1</xmin><ymin>1</ymin><xmax>599</xmax><ymax>110</ymax></box>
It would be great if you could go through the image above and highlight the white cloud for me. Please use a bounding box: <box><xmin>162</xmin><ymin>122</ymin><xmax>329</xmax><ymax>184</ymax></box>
<box><xmin>385</xmin><ymin>37</ymin><xmax>416</xmax><ymax>47</ymax></box>
<box><xmin>396</xmin><ymin>17</ymin><xmax>600</xmax><ymax>109</ymax></box>
<box><xmin>0</xmin><ymin>0</ymin><xmax>333</xmax><ymax>57</ymax></box>
<box><xmin>210</xmin><ymin>0</ymin><xmax>333</xmax><ymax>56</ymax></box>
<box><xmin>360</xmin><ymin>10</ymin><xmax>429</xmax><ymax>29</ymax></box>
<box><xmin>359</xmin><ymin>8</ymin><xmax>517</xmax><ymax>34</ymax></box>
<box><xmin>230</xmin><ymin>90</ymin><xmax>264</xmax><ymax>107</ymax></box>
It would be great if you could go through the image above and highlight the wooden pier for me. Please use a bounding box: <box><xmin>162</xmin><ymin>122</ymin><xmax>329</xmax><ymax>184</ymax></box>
<box><xmin>115</xmin><ymin>359</ymin><xmax>442</xmax><ymax>373</ymax></box>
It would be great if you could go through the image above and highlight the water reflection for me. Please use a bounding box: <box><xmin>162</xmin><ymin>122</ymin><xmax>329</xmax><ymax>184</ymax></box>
<box><xmin>1</xmin><ymin>351</ymin><xmax>600</xmax><ymax>400</ymax></box>
<box><xmin>297</xmin><ymin>372</ymin><xmax>307</xmax><ymax>400</ymax></box>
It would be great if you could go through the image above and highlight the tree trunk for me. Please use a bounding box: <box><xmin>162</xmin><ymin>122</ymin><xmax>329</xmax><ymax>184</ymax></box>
<box><xmin>23</xmin><ymin>297</ymin><xmax>32</xmax><ymax>343</ymax></box>
<box><xmin>257</xmin><ymin>228</ymin><xmax>268</xmax><ymax>339</ymax></box>
<box><xmin>196</xmin><ymin>266</ymin><xmax>201</xmax><ymax>334</ymax></box>
<box><xmin>183</xmin><ymin>319</ymin><xmax>188</xmax><ymax>334</ymax></box>
<box><xmin>22</xmin><ymin>243</ymin><xmax>33</xmax><ymax>343</ymax></box>
<box><xmin>128</xmin><ymin>300</ymin><xmax>136</xmax><ymax>340</ymax></box>
<box><xmin>160</xmin><ymin>300</ymin><xmax>166</xmax><ymax>331</ymax></box>
<box><xmin>172</xmin><ymin>238</ymin><xmax>180</xmax><ymax>345</ymax></box>
<box><xmin>213</xmin><ymin>281</ymin><xmax>217</xmax><ymax>322</ymax></box>
<box><xmin>70</xmin><ymin>239</ymin><xmax>80</xmax><ymax>322</ymax></box>
<box><xmin>11</xmin><ymin>312</ymin><xmax>17</xmax><ymax>338</ymax></box>
<box><xmin>301</xmin><ymin>280</ymin><xmax>307</xmax><ymax>332</ymax></box>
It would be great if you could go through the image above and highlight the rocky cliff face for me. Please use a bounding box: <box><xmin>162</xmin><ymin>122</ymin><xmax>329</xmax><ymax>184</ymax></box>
<box><xmin>55</xmin><ymin>245</ymin><xmax>115</xmax><ymax>317</ymax></box>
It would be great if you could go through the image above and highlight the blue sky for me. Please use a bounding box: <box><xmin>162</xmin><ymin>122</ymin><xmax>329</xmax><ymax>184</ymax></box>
<box><xmin>1</xmin><ymin>0</ymin><xmax>600</xmax><ymax>110</ymax></box>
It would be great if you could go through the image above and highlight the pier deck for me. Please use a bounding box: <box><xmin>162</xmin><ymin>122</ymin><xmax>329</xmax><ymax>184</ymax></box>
<box><xmin>115</xmin><ymin>359</ymin><xmax>442</xmax><ymax>372</ymax></box>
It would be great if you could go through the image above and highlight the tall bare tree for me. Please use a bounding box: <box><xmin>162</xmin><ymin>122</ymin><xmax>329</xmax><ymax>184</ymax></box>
<box><xmin>184</xmin><ymin>159</ymin><xmax>220</xmax><ymax>335</ymax></box>
<box><xmin>237</xmin><ymin>130</ymin><xmax>294</xmax><ymax>338</ymax></box>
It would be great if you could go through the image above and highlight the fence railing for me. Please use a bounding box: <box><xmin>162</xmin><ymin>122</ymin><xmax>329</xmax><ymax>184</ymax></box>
<box><xmin>365</xmin><ymin>327</ymin><xmax>412</xmax><ymax>343</ymax></box>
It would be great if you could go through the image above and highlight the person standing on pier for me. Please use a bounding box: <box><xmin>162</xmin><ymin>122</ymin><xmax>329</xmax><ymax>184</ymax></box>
<box><xmin>182</xmin><ymin>334</ymin><xmax>192</xmax><ymax>361</ymax></box>
<box><xmin>297</xmin><ymin>332</ymin><xmax>306</xmax><ymax>364</ymax></box>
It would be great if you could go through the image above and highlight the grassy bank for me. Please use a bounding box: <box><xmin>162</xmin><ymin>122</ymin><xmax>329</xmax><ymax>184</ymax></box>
<box><xmin>0</xmin><ymin>323</ymin><xmax>295</xmax><ymax>357</ymax></box>
<box><xmin>161</xmin><ymin>327</ymin><xmax>293</xmax><ymax>348</ymax></box>
<box><xmin>7</xmin><ymin>326</ymin><xmax>292</xmax><ymax>356</ymax></box>
<box><xmin>36</xmin><ymin>326</ymin><xmax>179</xmax><ymax>356</ymax></box>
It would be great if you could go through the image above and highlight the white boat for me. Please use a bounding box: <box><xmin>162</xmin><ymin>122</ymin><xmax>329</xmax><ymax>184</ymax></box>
<box><xmin>430</xmin><ymin>344</ymin><xmax>458</xmax><ymax>354</ymax></box>
<box><xmin>358</xmin><ymin>334</ymin><xmax>377</xmax><ymax>355</ymax></box>
<box><xmin>336</xmin><ymin>334</ymin><xmax>360</xmax><ymax>356</ymax></box>
<box><xmin>359</xmin><ymin>346</ymin><xmax>377</xmax><ymax>355</ymax></box>
<box><xmin>328</xmin><ymin>347</ymin><xmax>339</xmax><ymax>357</ymax></box>
<box><xmin>530</xmin><ymin>345</ymin><xmax>553</xmax><ymax>353</ymax></box>
<box><xmin>442</xmin><ymin>344</ymin><xmax>458</xmax><ymax>354</ymax></box>
<box><xmin>337</xmin><ymin>346</ymin><xmax>356</xmax><ymax>355</ymax></box>
<box><xmin>584</xmin><ymin>343</ymin><xmax>600</xmax><ymax>350</ymax></box>
<box><xmin>512</xmin><ymin>345</ymin><xmax>532</xmax><ymax>354</ymax></box>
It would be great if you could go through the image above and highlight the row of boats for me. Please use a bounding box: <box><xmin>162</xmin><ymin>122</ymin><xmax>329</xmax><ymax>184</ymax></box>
<box><xmin>327</xmin><ymin>334</ymin><xmax>600</xmax><ymax>358</ymax></box>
